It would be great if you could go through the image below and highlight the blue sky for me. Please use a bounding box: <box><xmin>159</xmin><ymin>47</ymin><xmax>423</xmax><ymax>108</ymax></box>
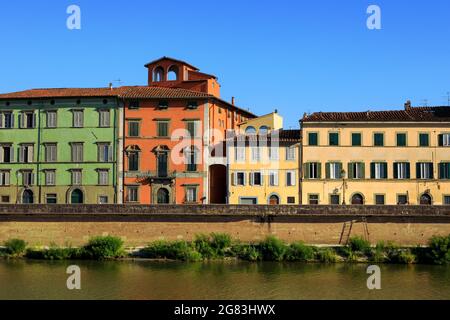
<box><xmin>0</xmin><ymin>0</ymin><xmax>449</xmax><ymax>128</ymax></box>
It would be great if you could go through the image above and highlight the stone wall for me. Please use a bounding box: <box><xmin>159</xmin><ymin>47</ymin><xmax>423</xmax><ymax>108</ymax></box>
<box><xmin>0</xmin><ymin>205</ymin><xmax>449</xmax><ymax>246</ymax></box>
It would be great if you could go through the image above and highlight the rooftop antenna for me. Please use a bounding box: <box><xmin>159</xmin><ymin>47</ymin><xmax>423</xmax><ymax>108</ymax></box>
<box><xmin>112</xmin><ymin>79</ymin><xmax>123</xmax><ymax>87</ymax></box>
<box><xmin>445</xmin><ymin>92</ymin><xmax>450</xmax><ymax>106</ymax></box>
<box><xmin>420</xmin><ymin>99</ymin><xmax>428</xmax><ymax>107</ymax></box>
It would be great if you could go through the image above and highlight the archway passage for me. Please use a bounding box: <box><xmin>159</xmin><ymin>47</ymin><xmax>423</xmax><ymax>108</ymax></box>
<box><xmin>71</xmin><ymin>189</ymin><xmax>84</xmax><ymax>204</ymax></box>
<box><xmin>22</xmin><ymin>189</ymin><xmax>34</xmax><ymax>204</ymax></box>
<box><xmin>209</xmin><ymin>165</ymin><xmax>227</xmax><ymax>204</ymax></box>
<box><xmin>269</xmin><ymin>195</ymin><xmax>280</xmax><ymax>205</ymax></box>
<box><xmin>157</xmin><ymin>188</ymin><xmax>170</xmax><ymax>204</ymax></box>
<box><xmin>351</xmin><ymin>193</ymin><xmax>364</xmax><ymax>205</ymax></box>
<box><xmin>420</xmin><ymin>193</ymin><xmax>432</xmax><ymax>205</ymax></box>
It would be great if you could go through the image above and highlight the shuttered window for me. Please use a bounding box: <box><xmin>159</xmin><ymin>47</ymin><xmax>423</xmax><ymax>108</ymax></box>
<box><xmin>99</xmin><ymin>110</ymin><xmax>110</xmax><ymax>127</ymax></box>
<box><xmin>0</xmin><ymin>145</ymin><xmax>13</xmax><ymax>163</ymax></box>
<box><xmin>0</xmin><ymin>112</ymin><xmax>14</xmax><ymax>128</ymax></box>
<box><xmin>0</xmin><ymin>171</ymin><xmax>10</xmax><ymax>186</ymax></box>
<box><xmin>19</xmin><ymin>145</ymin><xmax>34</xmax><ymax>163</ymax></box>
<box><xmin>46</xmin><ymin>111</ymin><xmax>57</xmax><ymax>128</ymax></box>
<box><xmin>286</xmin><ymin>171</ymin><xmax>296</xmax><ymax>186</ymax></box>
<box><xmin>438</xmin><ymin>134</ymin><xmax>450</xmax><ymax>147</ymax></box>
<box><xmin>71</xmin><ymin>170</ymin><xmax>82</xmax><ymax>185</ymax></box>
<box><xmin>45</xmin><ymin>144</ymin><xmax>57</xmax><ymax>162</ymax></box>
<box><xmin>73</xmin><ymin>110</ymin><xmax>84</xmax><ymax>128</ymax></box>
<box><xmin>393</xmin><ymin>162</ymin><xmax>410</xmax><ymax>179</ymax></box>
<box><xmin>371</xmin><ymin>162</ymin><xmax>388</xmax><ymax>179</ymax></box>
<box><xmin>439</xmin><ymin>163</ymin><xmax>450</xmax><ymax>179</ymax></box>
<box><xmin>305</xmin><ymin>162</ymin><xmax>321</xmax><ymax>179</ymax></box>
<box><xmin>98</xmin><ymin>170</ymin><xmax>109</xmax><ymax>185</ymax></box>
<box><xmin>348</xmin><ymin>162</ymin><xmax>365</xmax><ymax>179</ymax></box>
<box><xmin>269</xmin><ymin>170</ymin><xmax>279</xmax><ymax>186</ymax></box>
<box><xmin>326</xmin><ymin>162</ymin><xmax>342</xmax><ymax>179</ymax></box>
<box><xmin>45</xmin><ymin>170</ymin><xmax>56</xmax><ymax>186</ymax></box>
<box><xmin>417</xmin><ymin>162</ymin><xmax>433</xmax><ymax>179</ymax></box>
<box><xmin>98</xmin><ymin>143</ymin><xmax>112</xmax><ymax>162</ymax></box>
<box><xmin>71</xmin><ymin>143</ymin><xmax>84</xmax><ymax>162</ymax></box>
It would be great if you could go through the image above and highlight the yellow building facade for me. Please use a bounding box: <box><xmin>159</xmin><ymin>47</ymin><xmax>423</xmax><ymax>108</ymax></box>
<box><xmin>300</xmin><ymin>103</ymin><xmax>450</xmax><ymax>205</ymax></box>
<box><xmin>227</xmin><ymin>129</ymin><xmax>300</xmax><ymax>205</ymax></box>
<box><xmin>238</xmin><ymin>111</ymin><xmax>283</xmax><ymax>134</ymax></box>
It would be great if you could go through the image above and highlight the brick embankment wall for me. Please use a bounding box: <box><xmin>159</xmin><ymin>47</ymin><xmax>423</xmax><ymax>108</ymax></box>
<box><xmin>0</xmin><ymin>205</ymin><xmax>449</xmax><ymax>246</ymax></box>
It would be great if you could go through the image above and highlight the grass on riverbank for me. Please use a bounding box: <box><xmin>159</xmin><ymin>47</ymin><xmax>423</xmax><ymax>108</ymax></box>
<box><xmin>1</xmin><ymin>234</ymin><xmax>450</xmax><ymax>265</ymax></box>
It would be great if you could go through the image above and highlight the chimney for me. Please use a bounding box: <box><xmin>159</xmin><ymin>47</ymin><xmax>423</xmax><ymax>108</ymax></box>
<box><xmin>231</xmin><ymin>97</ymin><xmax>235</xmax><ymax>105</ymax></box>
<box><xmin>274</xmin><ymin>109</ymin><xmax>278</xmax><ymax>114</ymax></box>
<box><xmin>109</xmin><ymin>83</ymin><xmax>113</xmax><ymax>90</ymax></box>
<box><xmin>404</xmin><ymin>100</ymin><xmax>412</xmax><ymax>110</ymax></box>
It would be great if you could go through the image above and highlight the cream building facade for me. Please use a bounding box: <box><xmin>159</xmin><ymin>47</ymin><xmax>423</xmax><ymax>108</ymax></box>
<box><xmin>300</xmin><ymin>103</ymin><xmax>450</xmax><ymax>205</ymax></box>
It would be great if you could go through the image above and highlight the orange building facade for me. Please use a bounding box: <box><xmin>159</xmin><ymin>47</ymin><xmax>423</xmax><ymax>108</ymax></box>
<box><xmin>122</xmin><ymin>57</ymin><xmax>255</xmax><ymax>204</ymax></box>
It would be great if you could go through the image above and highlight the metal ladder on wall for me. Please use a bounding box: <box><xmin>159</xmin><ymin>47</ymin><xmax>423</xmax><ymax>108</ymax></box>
<box><xmin>361</xmin><ymin>216</ymin><xmax>370</xmax><ymax>242</ymax></box>
<box><xmin>339</xmin><ymin>220</ymin><xmax>355</xmax><ymax>245</ymax></box>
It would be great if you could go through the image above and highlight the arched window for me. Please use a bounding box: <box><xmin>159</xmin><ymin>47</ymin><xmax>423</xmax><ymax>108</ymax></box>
<box><xmin>153</xmin><ymin>66</ymin><xmax>164</xmax><ymax>82</ymax></box>
<box><xmin>71</xmin><ymin>189</ymin><xmax>84</xmax><ymax>204</ymax></box>
<box><xmin>22</xmin><ymin>189</ymin><xmax>34</xmax><ymax>204</ymax></box>
<box><xmin>245</xmin><ymin>126</ymin><xmax>256</xmax><ymax>135</ymax></box>
<box><xmin>351</xmin><ymin>193</ymin><xmax>364</xmax><ymax>205</ymax></box>
<box><xmin>259</xmin><ymin>126</ymin><xmax>269</xmax><ymax>134</ymax></box>
<box><xmin>167</xmin><ymin>65</ymin><xmax>179</xmax><ymax>81</ymax></box>
<box><xmin>157</xmin><ymin>188</ymin><xmax>170</xmax><ymax>204</ymax></box>
<box><xmin>420</xmin><ymin>193</ymin><xmax>432</xmax><ymax>205</ymax></box>
<box><xmin>269</xmin><ymin>194</ymin><xmax>280</xmax><ymax>205</ymax></box>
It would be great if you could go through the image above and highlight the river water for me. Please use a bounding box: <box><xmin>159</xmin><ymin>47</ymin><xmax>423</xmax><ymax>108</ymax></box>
<box><xmin>0</xmin><ymin>260</ymin><xmax>449</xmax><ymax>300</ymax></box>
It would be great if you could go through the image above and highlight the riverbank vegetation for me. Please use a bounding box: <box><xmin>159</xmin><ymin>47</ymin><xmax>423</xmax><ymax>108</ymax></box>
<box><xmin>1</xmin><ymin>234</ymin><xmax>450</xmax><ymax>265</ymax></box>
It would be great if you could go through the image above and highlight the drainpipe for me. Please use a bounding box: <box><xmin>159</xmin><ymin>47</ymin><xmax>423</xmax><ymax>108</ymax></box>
<box><xmin>299</xmin><ymin>119</ymin><xmax>304</xmax><ymax>205</ymax></box>
<box><xmin>37</xmin><ymin>101</ymin><xmax>42</xmax><ymax>204</ymax></box>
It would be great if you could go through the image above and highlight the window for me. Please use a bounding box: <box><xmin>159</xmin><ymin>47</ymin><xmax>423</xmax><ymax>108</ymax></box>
<box><xmin>308</xmin><ymin>194</ymin><xmax>319</xmax><ymax>205</ymax></box>
<box><xmin>419</xmin><ymin>133</ymin><xmax>429</xmax><ymax>147</ymax></box>
<box><xmin>287</xmin><ymin>197</ymin><xmax>296</xmax><ymax>204</ymax></box>
<box><xmin>351</xmin><ymin>133</ymin><xmax>362</xmax><ymax>146</ymax></box>
<box><xmin>45</xmin><ymin>144</ymin><xmax>57</xmax><ymax>162</ymax></box>
<box><xmin>444</xmin><ymin>196</ymin><xmax>450</xmax><ymax>205</ymax></box>
<box><xmin>129</xmin><ymin>100</ymin><xmax>140</xmax><ymax>109</ymax></box>
<box><xmin>417</xmin><ymin>163</ymin><xmax>433</xmax><ymax>179</ymax></box>
<box><xmin>286</xmin><ymin>146</ymin><xmax>296</xmax><ymax>160</ymax></box>
<box><xmin>72</xmin><ymin>110</ymin><xmax>84</xmax><ymax>128</ymax></box>
<box><xmin>286</xmin><ymin>171</ymin><xmax>296</xmax><ymax>186</ymax></box>
<box><xmin>128</xmin><ymin>121</ymin><xmax>140</xmax><ymax>137</ymax></box>
<box><xmin>235</xmin><ymin>172</ymin><xmax>246</xmax><ymax>186</ymax></box>
<box><xmin>99</xmin><ymin>109</ymin><xmax>110</xmax><ymax>127</ymax></box>
<box><xmin>46</xmin><ymin>194</ymin><xmax>57</xmax><ymax>204</ymax></box>
<box><xmin>375</xmin><ymin>194</ymin><xmax>385</xmax><ymax>205</ymax></box>
<box><xmin>330</xmin><ymin>194</ymin><xmax>340</xmax><ymax>205</ymax></box>
<box><xmin>45</xmin><ymin>170</ymin><xmax>56</xmax><ymax>186</ymax></box>
<box><xmin>268</xmin><ymin>147</ymin><xmax>279</xmax><ymax>161</ymax></box>
<box><xmin>186</xmin><ymin>187</ymin><xmax>197</xmax><ymax>203</ymax></box>
<box><xmin>157</xmin><ymin>152</ymin><xmax>168</xmax><ymax>177</ymax></box>
<box><xmin>19</xmin><ymin>112</ymin><xmax>35</xmax><ymax>129</ymax></box>
<box><xmin>259</xmin><ymin>126</ymin><xmax>269</xmax><ymax>134</ymax></box>
<box><xmin>439</xmin><ymin>162</ymin><xmax>450</xmax><ymax>179</ymax></box>
<box><xmin>251</xmin><ymin>147</ymin><xmax>261</xmax><ymax>162</ymax></box>
<box><xmin>99</xmin><ymin>196</ymin><xmax>108</xmax><ymax>204</ymax></box>
<box><xmin>235</xmin><ymin>147</ymin><xmax>245</xmax><ymax>162</ymax></box>
<box><xmin>0</xmin><ymin>112</ymin><xmax>14</xmax><ymax>128</ymax></box>
<box><xmin>185</xmin><ymin>147</ymin><xmax>198</xmax><ymax>172</ymax></box>
<box><xmin>186</xmin><ymin>121</ymin><xmax>200</xmax><ymax>137</ymax></box>
<box><xmin>397</xmin><ymin>194</ymin><xmax>408</xmax><ymax>205</ymax></box>
<box><xmin>306</xmin><ymin>162</ymin><xmax>321</xmax><ymax>179</ymax></box>
<box><xmin>245</xmin><ymin>126</ymin><xmax>256</xmax><ymax>134</ymax></box>
<box><xmin>157</xmin><ymin>121</ymin><xmax>169</xmax><ymax>137</ymax></box>
<box><xmin>329</xmin><ymin>132</ymin><xmax>339</xmax><ymax>146</ymax></box>
<box><xmin>348</xmin><ymin>162</ymin><xmax>365</xmax><ymax>179</ymax></box>
<box><xmin>71</xmin><ymin>170</ymin><xmax>82</xmax><ymax>185</ymax></box>
<box><xmin>153</xmin><ymin>67</ymin><xmax>164</xmax><ymax>82</ymax></box>
<box><xmin>127</xmin><ymin>186</ymin><xmax>139</xmax><ymax>202</ymax></box>
<box><xmin>308</xmin><ymin>132</ymin><xmax>318</xmax><ymax>146</ymax></box>
<box><xmin>98</xmin><ymin>143</ymin><xmax>112</xmax><ymax>162</ymax></box>
<box><xmin>250</xmin><ymin>172</ymin><xmax>262</xmax><ymax>186</ymax></box>
<box><xmin>269</xmin><ymin>170</ymin><xmax>279</xmax><ymax>186</ymax></box>
<box><xmin>21</xmin><ymin>170</ymin><xmax>34</xmax><ymax>186</ymax></box>
<box><xmin>98</xmin><ymin>170</ymin><xmax>109</xmax><ymax>185</ymax></box>
<box><xmin>438</xmin><ymin>133</ymin><xmax>450</xmax><ymax>147</ymax></box>
<box><xmin>374</xmin><ymin>133</ymin><xmax>384</xmax><ymax>146</ymax></box>
<box><xmin>71</xmin><ymin>143</ymin><xmax>83</xmax><ymax>162</ymax></box>
<box><xmin>394</xmin><ymin>162</ymin><xmax>410</xmax><ymax>179</ymax></box>
<box><xmin>158</xmin><ymin>100</ymin><xmax>168</xmax><ymax>110</ymax></box>
<box><xmin>187</xmin><ymin>101</ymin><xmax>198</xmax><ymax>110</ymax></box>
<box><xmin>128</xmin><ymin>152</ymin><xmax>139</xmax><ymax>171</ymax></box>
<box><xmin>46</xmin><ymin>111</ymin><xmax>57</xmax><ymax>128</ymax></box>
<box><xmin>0</xmin><ymin>144</ymin><xmax>13</xmax><ymax>163</ymax></box>
<box><xmin>371</xmin><ymin>162</ymin><xmax>388</xmax><ymax>179</ymax></box>
<box><xmin>1</xmin><ymin>195</ymin><xmax>10</xmax><ymax>203</ymax></box>
<box><xmin>396</xmin><ymin>133</ymin><xmax>407</xmax><ymax>147</ymax></box>
<box><xmin>326</xmin><ymin>162</ymin><xmax>342</xmax><ymax>179</ymax></box>
<box><xmin>0</xmin><ymin>171</ymin><xmax>10</xmax><ymax>186</ymax></box>
<box><xmin>19</xmin><ymin>144</ymin><xmax>34</xmax><ymax>163</ymax></box>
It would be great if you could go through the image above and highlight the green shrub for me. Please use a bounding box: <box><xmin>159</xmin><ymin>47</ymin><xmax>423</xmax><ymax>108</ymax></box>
<box><xmin>286</xmin><ymin>242</ymin><xmax>315</xmax><ymax>261</ymax></box>
<box><xmin>316</xmin><ymin>248</ymin><xmax>338</xmax><ymax>263</ymax></box>
<box><xmin>193</xmin><ymin>234</ymin><xmax>216</xmax><ymax>259</ymax></box>
<box><xmin>348</xmin><ymin>236</ymin><xmax>371</xmax><ymax>254</ymax></box>
<box><xmin>428</xmin><ymin>235</ymin><xmax>450</xmax><ymax>265</ymax></box>
<box><xmin>4</xmin><ymin>239</ymin><xmax>27</xmax><ymax>256</ymax></box>
<box><xmin>210</xmin><ymin>233</ymin><xmax>232</xmax><ymax>256</ymax></box>
<box><xmin>83</xmin><ymin>236</ymin><xmax>124</xmax><ymax>260</ymax></box>
<box><xmin>232</xmin><ymin>244</ymin><xmax>261</xmax><ymax>261</ymax></box>
<box><xmin>259</xmin><ymin>236</ymin><xmax>287</xmax><ymax>261</ymax></box>
<box><xmin>141</xmin><ymin>240</ymin><xmax>202</xmax><ymax>261</ymax></box>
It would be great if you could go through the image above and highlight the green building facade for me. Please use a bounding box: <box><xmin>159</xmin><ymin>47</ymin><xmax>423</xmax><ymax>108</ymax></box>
<box><xmin>0</xmin><ymin>94</ymin><xmax>119</xmax><ymax>204</ymax></box>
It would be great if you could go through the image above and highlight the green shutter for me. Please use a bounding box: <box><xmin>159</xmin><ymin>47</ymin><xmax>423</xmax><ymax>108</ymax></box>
<box><xmin>393</xmin><ymin>163</ymin><xmax>398</xmax><ymax>179</ymax></box>
<box><xmin>406</xmin><ymin>162</ymin><xmax>410</xmax><ymax>179</ymax></box>
<box><xmin>416</xmin><ymin>163</ymin><xmax>421</xmax><ymax>179</ymax></box>
<box><xmin>325</xmin><ymin>163</ymin><xmax>330</xmax><ymax>179</ymax></box>
<box><xmin>348</xmin><ymin>163</ymin><xmax>353</xmax><ymax>180</ymax></box>
<box><xmin>370</xmin><ymin>163</ymin><xmax>375</xmax><ymax>179</ymax></box>
<box><xmin>360</xmin><ymin>162</ymin><xmax>365</xmax><ymax>179</ymax></box>
<box><xmin>317</xmin><ymin>163</ymin><xmax>322</xmax><ymax>179</ymax></box>
<box><xmin>304</xmin><ymin>163</ymin><xmax>310</xmax><ymax>179</ymax></box>
<box><xmin>438</xmin><ymin>134</ymin><xmax>444</xmax><ymax>147</ymax></box>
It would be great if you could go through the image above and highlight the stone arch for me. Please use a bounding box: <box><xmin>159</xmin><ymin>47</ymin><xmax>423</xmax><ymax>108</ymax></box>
<box><xmin>351</xmin><ymin>192</ymin><xmax>365</xmax><ymax>205</ymax></box>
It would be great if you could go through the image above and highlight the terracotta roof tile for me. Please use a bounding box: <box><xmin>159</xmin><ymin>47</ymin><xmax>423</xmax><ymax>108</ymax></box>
<box><xmin>302</xmin><ymin>106</ymin><xmax>450</xmax><ymax>122</ymax></box>
<box><xmin>119</xmin><ymin>86</ymin><xmax>212</xmax><ymax>99</ymax></box>
<box><xmin>0</xmin><ymin>87</ymin><xmax>119</xmax><ymax>99</ymax></box>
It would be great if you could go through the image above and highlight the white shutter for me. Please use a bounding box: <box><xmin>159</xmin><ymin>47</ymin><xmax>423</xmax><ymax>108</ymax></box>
<box><xmin>28</xmin><ymin>146</ymin><xmax>33</xmax><ymax>163</ymax></box>
<box><xmin>11</xmin><ymin>114</ymin><xmax>14</xmax><ymax>128</ymax></box>
<box><xmin>0</xmin><ymin>147</ymin><xmax>3</xmax><ymax>163</ymax></box>
<box><xmin>194</xmin><ymin>121</ymin><xmax>200</xmax><ymax>137</ymax></box>
<box><xmin>260</xmin><ymin>171</ymin><xmax>264</xmax><ymax>185</ymax></box>
<box><xmin>108</xmin><ymin>145</ymin><xmax>113</xmax><ymax>162</ymax></box>
<box><xmin>232</xmin><ymin>172</ymin><xmax>237</xmax><ymax>186</ymax></box>
<box><xmin>0</xmin><ymin>113</ymin><xmax>4</xmax><ymax>128</ymax></box>
<box><xmin>250</xmin><ymin>172</ymin><xmax>254</xmax><ymax>186</ymax></box>
<box><xmin>10</xmin><ymin>146</ymin><xmax>14</xmax><ymax>163</ymax></box>
<box><xmin>292</xmin><ymin>171</ymin><xmax>296</xmax><ymax>186</ymax></box>
<box><xmin>32</xmin><ymin>113</ymin><xmax>36</xmax><ymax>128</ymax></box>
<box><xmin>18</xmin><ymin>114</ymin><xmax>23</xmax><ymax>128</ymax></box>
<box><xmin>6</xmin><ymin>172</ymin><xmax>10</xmax><ymax>185</ymax></box>
<box><xmin>31</xmin><ymin>172</ymin><xmax>35</xmax><ymax>185</ymax></box>
<box><xmin>0</xmin><ymin>173</ymin><xmax>3</xmax><ymax>185</ymax></box>
<box><xmin>19</xmin><ymin>146</ymin><xmax>24</xmax><ymax>163</ymax></box>
<box><xmin>243</xmin><ymin>172</ymin><xmax>247</xmax><ymax>186</ymax></box>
